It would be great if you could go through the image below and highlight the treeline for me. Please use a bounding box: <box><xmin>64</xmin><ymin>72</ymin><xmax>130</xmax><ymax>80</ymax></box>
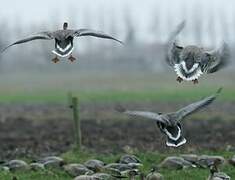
<box><xmin>0</xmin><ymin>2</ymin><xmax>234</xmax><ymax>73</ymax></box>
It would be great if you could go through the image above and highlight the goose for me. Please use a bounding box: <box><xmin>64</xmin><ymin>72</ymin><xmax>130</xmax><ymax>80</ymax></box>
<box><xmin>1</xmin><ymin>22</ymin><xmax>123</xmax><ymax>63</ymax></box>
<box><xmin>207</xmin><ymin>159</ymin><xmax>230</xmax><ymax>180</ymax></box>
<box><xmin>116</xmin><ymin>88</ymin><xmax>222</xmax><ymax>147</ymax></box>
<box><xmin>166</xmin><ymin>21</ymin><xmax>230</xmax><ymax>84</ymax></box>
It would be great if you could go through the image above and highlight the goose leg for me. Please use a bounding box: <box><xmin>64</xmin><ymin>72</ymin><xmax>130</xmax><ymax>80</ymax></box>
<box><xmin>176</xmin><ymin>76</ymin><xmax>183</xmax><ymax>83</ymax></box>
<box><xmin>68</xmin><ymin>54</ymin><xmax>76</xmax><ymax>62</ymax></box>
<box><xmin>192</xmin><ymin>79</ymin><xmax>199</xmax><ymax>84</ymax></box>
<box><xmin>52</xmin><ymin>56</ymin><xmax>60</xmax><ymax>63</ymax></box>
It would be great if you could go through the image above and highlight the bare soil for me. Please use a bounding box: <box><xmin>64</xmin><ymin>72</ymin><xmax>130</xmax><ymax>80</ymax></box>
<box><xmin>0</xmin><ymin>103</ymin><xmax>234</xmax><ymax>160</ymax></box>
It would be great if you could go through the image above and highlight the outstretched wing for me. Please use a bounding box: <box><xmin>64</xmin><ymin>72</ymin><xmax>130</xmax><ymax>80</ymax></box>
<box><xmin>166</xmin><ymin>21</ymin><xmax>185</xmax><ymax>66</ymax></box>
<box><xmin>1</xmin><ymin>32</ymin><xmax>54</xmax><ymax>52</ymax></box>
<box><xmin>201</xmin><ymin>43</ymin><xmax>230</xmax><ymax>73</ymax></box>
<box><xmin>115</xmin><ymin>105</ymin><xmax>165</xmax><ymax>123</ymax></box>
<box><xmin>174</xmin><ymin>88</ymin><xmax>222</xmax><ymax>120</ymax></box>
<box><xmin>72</xmin><ymin>29</ymin><xmax>123</xmax><ymax>44</ymax></box>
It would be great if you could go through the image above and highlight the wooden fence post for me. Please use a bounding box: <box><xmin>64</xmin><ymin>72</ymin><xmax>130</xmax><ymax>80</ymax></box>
<box><xmin>68</xmin><ymin>94</ymin><xmax>82</xmax><ymax>150</ymax></box>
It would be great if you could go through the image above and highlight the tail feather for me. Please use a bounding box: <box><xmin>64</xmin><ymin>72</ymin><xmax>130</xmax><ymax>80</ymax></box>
<box><xmin>166</xmin><ymin>136</ymin><xmax>187</xmax><ymax>147</ymax></box>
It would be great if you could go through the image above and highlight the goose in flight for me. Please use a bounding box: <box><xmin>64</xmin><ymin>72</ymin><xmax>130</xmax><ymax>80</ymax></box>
<box><xmin>1</xmin><ymin>22</ymin><xmax>123</xmax><ymax>63</ymax></box>
<box><xmin>166</xmin><ymin>21</ymin><xmax>230</xmax><ymax>84</ymax></box>
<box><xmin>116</xmin><ymin>88</ymin><xmax>222</xmax><ymax>147</ymax></box>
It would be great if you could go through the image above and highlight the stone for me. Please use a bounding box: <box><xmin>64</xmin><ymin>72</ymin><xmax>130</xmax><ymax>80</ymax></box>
<box><xmin>30</xmin><ymin>163</ymin><xmax>45</xmax><ymax>171</ymax></box>
<box><xmin>119</xmin><ymin>154</ymin><xmax>141</xmax><ymax>164</ymax></box>
<box><xmin>92</xmin><ymin>173</ymin><xmax>111</xmax><ymax>179</ymax></box>
<box><xmin>159</xmin><ymin>156</ymin><xmax>195</xmax><ymax>170</ymax></box>
<box><xmin>105</xmin><ymin>163</ymin><xmax>132</xmax><ymax>171</ymax></box>
<box><xmin>64</xmin><ymin>163</ymin><xmax>93</xmax><ymax>177</ymax></box>
<box><xmin>210</xmin><ymin>172</ymin><xmax>231</xmax><ymax>180</ymax></box>
<box><xmin>0</xmin><ymin>166</ymin><xmax>10</xmax><ymax>172</ymax></box>
<box><xmin>74</xmin><ymin>175</ymin><xmax>99</xmax><ymax>180</ymax></box>
<box><xmin>7</xmin><ymin>160</ymin><xmax>29</xmax><ymax>171</ymax></box>
<box><xmin>197</xmin><ymin>155</ymin><xmax>225</xmax><ymax>168</ymax></box>
<box><xmin>40</xmin><ymin>156</ymin><xmax>64</xmax><ymax>169</ymax></box>
<box><xmin>146</xmin><ymin>172</ymin><xmax>164</xmax><ymax>180</ymax></box>
<box><xmin>84</xmin><ymin>160</ymin><xmax>105</xmax><ymax>172</ymax></box>
<box><xmin>180</xmin><ymin>154</ymin><xmax>198</xmax><ymax>164</ymax></box>
<box><xmin>39</xmin><ymin>156</ymin><xmax>64</xmax><ymax>164</ymax></box>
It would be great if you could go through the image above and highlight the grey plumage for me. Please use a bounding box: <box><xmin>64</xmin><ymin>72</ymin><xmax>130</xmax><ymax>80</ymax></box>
<box><xmin>166</xmin><ymin>21</ymin><xmax>230</xmax><ymax>83</ymax></box>
<box><xmin>1</xmin><ymin>32</ymin><xmax>54</xmax><ymax>52</ymax></box>
<box><xmin>1</xmin><ymin>23</ymin><xmax>123</xmax><ymax>59</ymax></box>
<box><xmin>116</xmin><ymin>88</ymin><xmax>222</xmax><ymax>147</ymax></box>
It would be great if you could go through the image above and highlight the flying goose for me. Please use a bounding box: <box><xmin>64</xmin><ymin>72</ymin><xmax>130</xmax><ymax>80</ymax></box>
<box><xmin>1</xmin><ymin>22</ymin><xmax>123</xmax><ymax>63</ymax></box>
<box><xmin>166</xmin><ymin>21</ymin><xmax>230</xmax><ymax>84</ymax></box>
<box><xmin>116</xmin><ymin>88</ymin><xmax>222</xmax><ymax>147</ymax></box>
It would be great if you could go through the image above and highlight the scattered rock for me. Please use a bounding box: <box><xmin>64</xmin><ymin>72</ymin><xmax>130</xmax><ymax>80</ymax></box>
<box><xmin>0</xmin><ymin>166</ymin><xmax>10</xmax><ymax>172</ymax></box>
<box><xmin>92</xmin><ymin>173</ymin><xmax>111</xmax><ymax>179</ymax></box>
<box><xmin>146</xmin><ymin>172</ymin><xmax>164</xmax><ymax>180</ymax></box>
<box><xmin>64</xmin><ymin>163</ymin><xmax>93</xmax><ymax>177</ymax></box>
<box><xmin>159</xmin><ymin>156</ymin><xmax>195</xmax><ymax>170</ymax></box>
<box><xmin>120</xmin><ymin>169</ymin><xmax>139</xmax><ymax>178</ymax></box>
<box><xmin>119</xmin><ymin>154</ymin><xmax>141</xmax><ymax>164</ymax></box>
<box><xmin>40</xmin><ymin>156</ymin><xmax>64</xmax><ymax>169</ymax></box>
<box><xmin>197</xmin><ymin>155</ymin><xmax>225</xmax><ymax>168</ymax></box>
<box><xmin>39</xmin><ymin>156</ymin><xmax>64</xmax><ymax>164</ymax></box>
<box><xmin>180</xmin><ymin>154</ymin><xmax>198</xmax><ymax>164</ymax></box>
<box><xmin>101</xmin><ymin>167</ymin><xmax>122</xmax><ymax>177</ymax></box>
<box><xmin>6</xmin><ymin>160</ymin><xmax>29</xmax><ymax>171</ymax></box>
<box><xmin>105</xmin><ymin>163</ymin><xmax>132</xmax><ymax>171</ymax></box>
<box><xmin>30</xmin><ymin>163</ymin><xmax>45</xmax><ymax>171</ymax></box>
<box><xmin>210</xmin><ymin>172</ymin><xmax>231</xmax><ymax>180</ymax></box>
<box><xmin>74</xmin><ymin>175</ymin><xmax>99</xmax><ymax>180</ymax></box>
<box><xmin>84</xmin><ymin>160</ymin><xmax>105</xmax><ymax>172</ymax></box>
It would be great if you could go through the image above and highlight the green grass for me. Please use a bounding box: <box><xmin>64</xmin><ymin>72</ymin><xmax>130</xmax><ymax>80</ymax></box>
<box><xmin>0</xmin><ymin>87</ymin><xmax>234</xmax><ymax>103</ymax></box>
<box><xmin>0</xmin><ymin>71</ymin><xmax>234</xmax><ymax>103</ymax></box>
<box><xmin>0</xmin><ymin>150</ymin><xmax>234</xmax><ymax>180</ymax></box>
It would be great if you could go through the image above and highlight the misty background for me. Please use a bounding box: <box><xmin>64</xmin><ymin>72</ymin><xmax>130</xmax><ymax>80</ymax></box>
<box><xmin>0</xmin><ymin>0</ymin><xmax>234</xmax><ymax>76</ymax></box>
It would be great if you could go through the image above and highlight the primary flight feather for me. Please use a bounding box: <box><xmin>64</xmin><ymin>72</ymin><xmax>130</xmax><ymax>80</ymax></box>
<box><xmin>1</xmin><ymin>22</ymin><xmax>123</xmax><ymax>63</ymax></box>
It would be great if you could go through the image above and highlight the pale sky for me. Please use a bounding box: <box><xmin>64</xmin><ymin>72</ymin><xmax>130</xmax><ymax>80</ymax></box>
<box><xmin>0</xmin><ymin>0</ymin><xmax>234</xmax><ymax>45</ymax></box>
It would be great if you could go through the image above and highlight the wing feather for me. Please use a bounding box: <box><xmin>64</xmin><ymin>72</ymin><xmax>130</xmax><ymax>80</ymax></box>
<box><xmin>1</xmin><ymin>32</ymin><xmax>53</xmax><ymax>52</ymax></box>
<box><xmin>202</xmin><ymin>43</ymin><xmax>230</xmax><ymax>73</ymax></box>
<box><xmin>73</xmin><ymin>29</ymin><xmax>123</xmax><ymax>44</ymax></box>
<box><xmin>175</xmin><ymin>88</ymin><xmax>222</xmax><ymax>120</ymax></box>
<box><xmin>166</xmin><ymin>21</ymin><xmax>185</xmax><ymax>66</ymax></box>
<box><xmin>115</xmin><ymin>105</ymin><xmax>165</xmax><ymax>123</ymax></box>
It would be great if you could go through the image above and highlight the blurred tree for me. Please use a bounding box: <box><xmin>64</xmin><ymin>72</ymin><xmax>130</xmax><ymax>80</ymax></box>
<box><xmin>150</xmin><ymin>8</ymin><xmax>162</xmax><ymax>43</ymax></box>
<box><xmin>82</xmin><ymin>5</ymin><xmax>93</xmax><ymax>52</ymax></box>
<box><xmin>219</xmin><ymin>8</ymin><xmax>229</xmax><ymax>44</ymax></box>
<box><xmin>192</xmin><ymin>3</ymin><xmax>203</xmax><ymax>45</ymax></box>
<box><xmin>207</xmin><ymin>12</ymin><xmax>216</xmax><ymax>47</ymax></box>
<box><xmin>0</xmin><ymin>21</ymin><xmax>11</xmax><ymax>73</ymax></box>
<box><xmin>109</xmin><ymin>9</ymin><xmax>118</xmax><ymax>37</ymax></box>
<box><xmin>124</xmin><ymin>9</ymin><xmax>136</xmax><ymax>46</ymax></box>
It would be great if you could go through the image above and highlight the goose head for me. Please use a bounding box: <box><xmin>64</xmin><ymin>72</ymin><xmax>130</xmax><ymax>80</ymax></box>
<box><xmin>63</xmin><ymin>22</ymin><xmax>68</xmax><ymax>30</ymax></box>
